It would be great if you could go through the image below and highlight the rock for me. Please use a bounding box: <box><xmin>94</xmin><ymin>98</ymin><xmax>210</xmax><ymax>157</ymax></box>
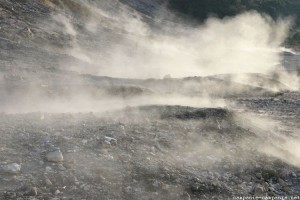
<box><xmin>278</xmin><ymin>178</ymin><xmax>287</xmax><ymax>186</ymax></box>
<box><xmin>45</xmin><ymin>178</ymin><xmax>52</xmax><ymax>187</ymax></box>
<box><xmin>46</xmin><ymin>150</ymin><xmax>63</xmax><ymax>162</ymax></box>
<box><xmin>181</xmin><ymin>192</ymin><xmax>191</xmax><ymax>200</ymax></box>
<box><xmin>58</xmin><ymin>164</ymin><xmax>66</xmax><ymax>171</ymax></box>
<box><xmin>279</xmin><ymin>170</ymin><xmax>289</xmax><ymax>179</ymax></box>
<box><xmin>282</xmin><ymin>186</ymin><xmax>291</xmax><ymax>193</ymax></box>
<box><xmin>27</xmin><ymin>187</ymin><xmax>38</xmax><ymax>196</ymax></box>
<box><xmin>255</xmin><ymin>173</ymin><xmax>262</xmax><ymax>179</ymax></box>
<box><xmin>290</xmin><ymin>172</ymin><xmax>297</xmax><ymax>178</ymax></box>
<box><xmin>254</xmin><ymin>185</ymin><xmax>265</xmax><ymax>197</ymax></box>
<box><xmin>45</xmin><ymin>166</ymin><xmax>53</xmax><ymax>172</ymax></box>
<box><xmin>152</xmin><ymin>180</ymin><xmax>161</xmax><ymax>188</ymax></box>
<box><xmin>191</xmin><ymin>184</ymin><xmax>200</xmax><ymax>193</ymax></box>
<box><xmin>80</xmin><ymin>184</ymin><xmax>90</xmax><ymax>191</ymax></box>
<box><xmin>268</xmin><ymin>186</ymin><xmax>275</xmax><ymax>192</ymax></box>
<box><xmin>262</xmin><ymin>182</ymin><xmax>269</xmax><ymax>191</ymax></box>
<box><xmin>82</xmin><ymin>139</ymin><xmax>88</xmax><ymax>145</ymax></box>
<box><xmin>6</xmin><ymin>192</ymin><xmax>16</xmax><ymax>199</ymax></box>
<box><xmin>237</xmin><ymin>183</ymin><xmax>247</xmax><ymax>191</ymax></box>
<box><xmin>103</xmin><ymin>136</ymin><xmax>117</xmax><ymax>147</ymax></box>
<box><xmin>2</xmin><ymin>163</ymin><xmax>21</xmax><ymax>175</ymax></box>
<box><xmin>54</xmin><ymin>190</ymin><xmax>60</xmax><ymax>195</ymax></box>
<box><xmin>124</xmin><ymin>186</ymin><xmax>132</xmax><ymax>194</ymax></box>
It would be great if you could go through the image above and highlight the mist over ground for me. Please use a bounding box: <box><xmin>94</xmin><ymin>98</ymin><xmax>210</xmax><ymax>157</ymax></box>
<box><xmin>0</xmin><ymin>0</ymin><xmax>300</xmax><ymax>199</ymax></box>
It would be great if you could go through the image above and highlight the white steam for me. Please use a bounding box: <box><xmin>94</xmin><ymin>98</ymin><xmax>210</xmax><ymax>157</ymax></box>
<box><xmin>55</xmin><ymin>1</ymin><xmax>292</xmax><ymax>79</ymax></box>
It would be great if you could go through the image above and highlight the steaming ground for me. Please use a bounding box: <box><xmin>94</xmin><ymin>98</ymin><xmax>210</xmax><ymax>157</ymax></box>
<box><xmin>1</xmin><ymin>0</ymin><xmax>300</xmax><ymax>199</ymax></box>
<box><xmin>1</xmin><ymin>103</ymin><xmax>300</xmax><ymax>199</ymax></box>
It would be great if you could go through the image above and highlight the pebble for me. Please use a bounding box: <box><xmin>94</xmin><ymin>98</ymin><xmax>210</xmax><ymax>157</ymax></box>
<box><xmin>45</xmin><ymin>166</ymin><xmax>53</xmax><ymax>172</ymax></box>
<box><xmin>28</xmin><ymin>187</ymin><xmax>38</xmax><ymax>196</ymax></box>
<box><xmin>46</xmin><ymin>150</ymin><xmax>64</xmax><ymax>162</ymax></box>
<box><xmin>54</xmin><ymin>190</ymin><xmax>60</xmax><ymax>195</ymax></box>
<box><xmin>255</xmin><ymin>173</ymin><xmax>262</xmax><ymax>179</ymax></box>
<box><xmin>124</xmin><ymin>186</ymin><xmax>132</xmax><ymax>193</ymax></box>
<box><xmin>58</xmin><ymin>164</ymin><xmax>66</xmax><ymax>171</ymax></box>
<box><xmin>290</xmin><ymin>172</ymin><xmax>297</xmax><ymax>178</ymax></box>
<box><xmin>181</xmin><ymin>192</ymin><xmax>191</xmax><ymax>200</ymax></box>
<box><xmin>82</xmin><ymin>139</ymin><xmax>88</xmax><ymax>145</ymax></box>
<box><xmin>104</xmin><ymin>136</ymin><xmax>117</xmax><ymax>146</ymax></box>
<box><xmin>45</xmin><ymin>178</ymin><xmax>53</xmax><ymax>187</ymax></box>
<box><xmin>282</xmin><ymin>185</ymin><xmax>291</xmax><ymax>193</ymax></box>
<box><xmin>279</xmin><ymin>178</ymin><xmax>287</xmax><ymax>186</ymax></box>
<box><xmin>268</xmin><ymin>186</ymin><xmax>275</xmax><ymax>192</ymax></box>
<box><xmin>262</xmin><ymin>182</ymin><xmax>269</xmax><ymax>190</ymax></box>
<box><xmin>253</xmin><ymin>185</ymin><xmax>265</xmax><ymax>196</ymax></box>
<box><xmin>237</xmin><ymin>183</ymin><xmax>246</xmax><ymax>191</ymax></box>
<box><xmin>2</xmin><ymin>163</ymin><xmax>21</xmax><ymax>174</ymax></box>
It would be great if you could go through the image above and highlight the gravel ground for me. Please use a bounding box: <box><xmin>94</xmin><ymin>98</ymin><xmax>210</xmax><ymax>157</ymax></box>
<box><xmin>0</xmin><ymin>103</ymin><xmax>300</xmax><ymax>200</ymax></box>
<box><xmin>0</xmin><ymin>0</ymin><xmax>300</xmax><ymax>200</ymax></box>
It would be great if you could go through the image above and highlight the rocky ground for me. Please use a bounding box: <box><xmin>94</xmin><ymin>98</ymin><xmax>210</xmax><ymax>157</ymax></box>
<box><xmin>0</xmin><ymin>0</ymin><xmax>300</xmax><ymax>200</ymax></box>
<box><xmin>0</xmin><ymin>102</ymin><xmax>300</xmax><ymax>200</ymax></box>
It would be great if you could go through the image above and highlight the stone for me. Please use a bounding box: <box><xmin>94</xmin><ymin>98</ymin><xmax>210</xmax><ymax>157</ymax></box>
<box><xmin>268</xmin><ymin>186</ymin><xmax>275</xmax><ymax>192</ymax></box>
<box><xmin>282</xmin><ymin>185</ymin><xmax>291</xmax><ymax>193</ymax></box>
<box><xmin>254</xmin><ymin>185</ymin><xmax>265</xmax><ymax>197</ymax></box>
<box><xmin>290</xmin><ymin>172</ymin><xmax>297</xmax><ymax>178</ymax></box>
<box><xmin>255</xmin><ymin>173</ymin><xmax>262</xmax><ymax>179</ymax></box>
<box><xmin>45</xmin><ymin>178</ymin><xmax>52</xmax><ymax>187</ymax></box>
<box><xmin>2</xmin><ymin>163</ymin><xmax>21</xmax><ymax>174</ymax></box>
<box><xmin>124</xmin><ymin>186</ymin><xmax>132</xmax><ymax>193</ymax></box>
<box><xmin>104</xmin><ymin>136</ymin><xmax>117</xmax><ymax>146</ymax></box>
<box><xmin>237</xmin><ymin>183</ymin><xmax>247</xmax><ymax>191</ymax></box>
<box><xmin>262</xmin><ymin>182</ymin><xmax>269</xmax><ymax>190</ymax></box>
<box><xmin>45</xmin><ymin>166</ymin><xmax>52</xmax><ymax>172</ymax></box>
<box><xmin>46</xmin><ymin>150</ymin><xmax>63</xmax><ymax>162</ymax></box>
<box><xmin>28</xmin><ymin>187</ymin><xmax>38</xmax><ymax>196</ymax></box>
<box><xmin>82</xmin><ymin>139</ymin><xmax>88</xmax><ymax>145</ymax></box>
<box><xmin>278</xmin><ymin>178</ymin><xmax>287</xmax><ymax>186</ymax></box>
<box><xmin>58</xmin><ymin>164</ymin><xmax>66</xmax><ymax>171</ymax></box>
<box><xmin>181</xmin><ymin>192</ymin><xmax>191</xmax><ymax>200</ymax></box>
<box><xmin>54</xmin><ymin>190</ymin><xmax>60</xmax><ymax>195</ymax></box>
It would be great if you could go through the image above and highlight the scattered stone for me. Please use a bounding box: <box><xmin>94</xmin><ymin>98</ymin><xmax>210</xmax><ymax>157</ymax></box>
<box><xmin>2</xmin><ymin>163</ymin><xmax>21</xmax><ymax>175</ymax></box>
<box><xmin>262</xmin><ymin>182</ymin><xmax>269</xmax><ymax>190</ymax></box>
<box><xmin>45</xmin><ymin>166</ymin><xmax>52</xmax><ymax>172</ymax></box>
<box><xmin>82</xmin><ymin>139</ymin><xmax>88</xmax><ymax>145</ymax></box>
<box><xmin>152</xmin><ymin>180</ymin><xmax>161</xmax><ymax>188</ymax></box>
<box><xmin>27</xmin><ymin>187</ymin><xmax>38</xmax><ymax>196</ymax></box>
<box><xmin>58</xmin><ymin>164</ymin><xmax>66</xmax><ymax>171</ymax></box>
<box><xmin>283</xmin><ymin>185</ymin><xmax>291</xmax><ymax>193</ymax></box>
<box><xmin>279</xmin><ymin>178</ymin><xmax>287</xmax><ymax>186</ymax></box>
<box><xmin>254</xmin><ymin>185</ymin><xmax>265</xmax><ymax>197</ymax></box>
<box><xmin>46</xmin><ymin>150</ymin><xmax>64</xmax><ymax>162</ymax></box>
<box><xmin>45</xmin><ymin>178</ymin><xmax>52</xmax><ymax>187</ymax></box>
<box><xmin>80</xmin><ymin>184</ymin><xmax>90</xmax><ymax>191</ymax></box>
<box><xmin>268</xmin><ymin>191</ymin><xmax>276</xmax><ymax>196</ymax></box>
<box><xmin>290</xmin><ymin>172</ymin><xmax>297</xmax><ymax>178</ymax></box>
<box><xmin>268</xmin><ymin>186</ymin><xmax>276</xmax><ymax>192</ymax></box>
<box><xmin>181</xmin><ymin>192</ymin><xmax>191</xmax><ymax>200</ymax></box>
<box><xmin>124</xmin><ymin>186</ymin><xmax>132</xmax><ymax>193</ymax></box>
<box><xmin>103</xmin><ymin>136</ymin><xmax>117</xmax><ymax>147</ymax></box>
<box><xmin>54</xmin><ymin>190</ymin><xmax>60</xmax><ymax>195</ymax></box>
<box><xmin>237</xmin><ymin>183</ymin><xmax>247</xmax><ymax>191</ymax></box>
<box><xmin>255</xmin><ymin>173</ymin><xmax>262</xmax><ymax>179</ymax></box>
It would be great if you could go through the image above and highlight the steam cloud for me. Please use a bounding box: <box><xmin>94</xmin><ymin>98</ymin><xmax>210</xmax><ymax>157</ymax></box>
<box><xmin>1</xmin><ymin>0</ymin><xmax>299</xmax><ymax>113</ymax></box>
<box><xmin>58</xmin><ymin>1</ymin><xmax>291</xmax><ymax>78</ymax></box>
